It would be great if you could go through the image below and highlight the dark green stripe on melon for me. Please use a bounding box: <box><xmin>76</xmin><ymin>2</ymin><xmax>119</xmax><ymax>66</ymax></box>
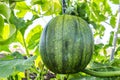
<box><xmin>39</xmin><ymin>15</ymin><xmax>94</xmax><ymax>74</ymax></box>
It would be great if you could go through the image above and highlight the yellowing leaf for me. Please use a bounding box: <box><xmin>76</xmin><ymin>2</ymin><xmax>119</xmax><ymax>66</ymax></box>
<box><xmin>15</xmin><ymin>2</ymin><xmax>30</xmax><ymax>17</ymax></box>
<box><xmin>18</xmin><ymin>72</ymin><xmax>25</xmax><ymax>78</ymax></box>
<box><xmin>2</xmin><ymin>24</ymin><xmax>10</xmax><ymax>40</ymax></box>
<box><xmin>0</xmin><ymin>24</ymin><xmax>16</xmax><ymax>42</ymax></box>
<box><xmin>26</xmin><ymin>25</ymin><xmax>43</xmax><ymax>49</ymax></box>
<box><xmin>35</xmin><ymin>56</ymin><xmax>42</xmax><ymax>68</ymax></box>
<box><xmin>16</xmin><ymin>31</ymin><xmax>24</xmax><ymax>45</ymax></box>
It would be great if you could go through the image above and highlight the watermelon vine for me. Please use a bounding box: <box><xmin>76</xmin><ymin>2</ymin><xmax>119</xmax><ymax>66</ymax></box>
<box><xmin>83</xmin><ymin>69</ymin><xmax>120</xmax><ymax>77</ymax></box>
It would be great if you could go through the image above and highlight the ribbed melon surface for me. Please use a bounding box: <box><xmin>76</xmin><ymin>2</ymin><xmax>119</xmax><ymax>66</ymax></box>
<box><xmin>40</xmin><ymin>15</ymin><xmax>94</xmax><ymax>74</ymax></box>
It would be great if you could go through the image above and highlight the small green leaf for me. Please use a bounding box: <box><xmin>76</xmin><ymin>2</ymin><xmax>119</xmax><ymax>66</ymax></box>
<box><xmin>9</xmin><ymin>2</ymin><xmax>16</xmax><ymax>9</ymax></box>
<box><xmin>110</xmin><ymin>16</ymin><xmax>116</xmax><ymax>28</ymax></box>
<box><xmin>31</xmin><ymin>0</ymin><xmax>47</xmax><ymax>5</ymax></box>
<box><xmin>9</xmin><ymin>11</ymin><xmax>32</xmax><ymax>35</ymax></box>
<box><xmin>103</xmin><ymin>0</ymin><xmax>112</xmax><ymax>14</ymax></box>
<box><xmin>45</xmin><ymin>0</ymin><xmax>62</xmax><ymax>15</ymax></box>
<box><xmin>110</xmin><ymin>59</ymin><xmax>120</xmax><ymax>67</ymax></box>
<box><xmin>15</xmin><ymin>30</ymin><xmax>24</xmax><ymax>45</ymax></box>
<box><xmin>95</xmin><ymin>24</ymin><xmax>105</xmax><ymax>37</ymax></box>
<box><xmin>95</xmin><ymin>44</ymin><xmax>104</xmax><ymax>49</ymax></box>
<box><xmin>11</xmin><ymin>51</ymin><xmax>24</xmax><ymax>59</ymax></box>
<box><xmin>115</xmin><ymin>46</ymin><xmax>120</xmax><ymax>55</ymax></box>
<box><xmin>15</xmin><ymin>2</ymin><xmax>30</xmax><ymax>18</ymax></box>
<box><xmin>98</xmin><ymin>14</ymin><xmax>106</xmax><ymax>21</ymax></box>
<box><xmin>0</xmin><ymin>3</ymin><xmax>11</xmax><ymax>20</ymax></box>
<box><xmin>89</xmin><ymin>21</ymin><xmax>97</xmax><ymax>29</ymax></box>
<box><xmin>110</xmin><ymin>0</ymin><xmax>120</xmax><ymax>4</ymax></box>
<box><xmin>90</xmin><ymin>12</ymin><xmax>97</xmax><ymax>21</ymax></box>
<box><xmin>9</xmin><ymin>24</ymin><xmax>16</xmax><ymax>39</ymax></box>
<box><xmin>31</xmin><ymin>0</ymin><xmax>61</xmax><ymax>15</ymax></box>
<box><xmin>108</xmin><ymin>31</ymin><xmax>114</xmax><ymax>46</ymax></box>
<box><xmin>94</xmin><ymin>43</ymin><xmax>104</xmax><ymax>53</ymax></box>
<box><xmin>10</xmin><ymin>0</ymin><xmax>25</xmax><ymax>2</ymax></box>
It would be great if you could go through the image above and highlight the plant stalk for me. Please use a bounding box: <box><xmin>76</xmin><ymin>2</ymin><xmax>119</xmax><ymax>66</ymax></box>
<box><xmin>62</xmin><ymin>0</ymin><xmax>66</xmax><ymax>14</ymax></box>
<box><xmin>82</xmin><ymin>69</ymin><xmax>120</xmax><ymax>77</ymax></box>
<box><xmin>66</xmin><ymin>74</ymin><xmax>69</xmax><ymax>80</ymax></box>
<box><xmin>39</xmin><ymin>64</ymin><xmax>44</xmax><ymax>79</ymax></box>
<box><xmin>110</xmin><ymin>4</ymin><xmax>120</xmax><ymax>61</ymax></box>
<box><xmin>22</xmin><ymin>33</ymin><xmax>30</xmax><ymax>57</ymax></box>
<box><xmin>27</xmin><ymin>70</ymin><xmax>30</xmax><ymax>80</ymax></box>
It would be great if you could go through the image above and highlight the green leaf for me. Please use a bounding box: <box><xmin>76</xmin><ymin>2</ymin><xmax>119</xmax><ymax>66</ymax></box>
<box><xmin>89</xmin><ymin>21</ymin><xmax>97</xmax><ymax>29</ymax></box>
<box><xmin>0</xmin><ymin>56</ymin><xmax>36</xmax><ymax>78</ymax></box>
<box><xmin>15</xmin><ymin>2</ymin><xmax>30</xmax><ymax>18</ymax></box>
<box><xmin>26</xmin><ymin>25</ymin><xmax>43</xmax><ymax>49</ymax></box>
<box><xmin>0</xmin><ymin>44</ymin><xmax>10</xmax><ymax>52</ymax></box>
<box><xmin>94</xmin><ymin>43</ymin><xmax>104</xmax><ymax>53</ymax></box>
<box><xmin>0</xmin><ymin>15</ymin><xmax>4</xmax><ymax>31</ymax></box>
<box><xmin>108</xmin><ymin>31</ymin><xmax>114</xmax><ymax>46</ymax></box>
<box><xmin>31</xmin><ymin>0</ymin><xmax>47</xmax><ymax>5</ymax></box>
<box><xmin>31</xmin><ymin>0</ymin><xmax>61</xmax><ymax>15</ymax></box>
<box><xmin>103</xmin><ymin>0</ymin><xmax>112</xmax><ymax>15</ymax></box>
<box><xmin>98</xmin><ymin>14</ymin><xmax>106</xmax><ymax>21</ymax></box>
<box><xmin>0</xmin><ymin>15</ymin><xmax>4</xmax><ymax>41</ymax></box>
<box><xmin>110</xmin><ymin>16</ymin><xmax>116</xmax><ymax>28</ymax></box>
<box><xmin>15</xmin><ymin>30</ymin><xmax>24</xmax><ymax>45</ymax></box>
<box><xmin>95</xmin><ymin>24</ymin><xmax>105</xmax><ymax>37</ymax></box>
<box><xmin>110</xmin><ymin>0</ymin><xmax>120</xmax><ymax>4</ymax></box>
<box><xmin>110</xmin><ymin>59</ymin><xmax>120</xmax><ymax>67</ymax></box>
<box><xmin>9</xmin><ymin>24</ymin><xmax>16</xmax><ymax>38</ymax></box>
<box><xmin>44</xmin><ymin>0</ymin><xmax>62</xmax><ymax>15</ymax></box>
<box><xmin>10</xmin><ymin>0</ymin><xmax>25</xmax><ymax>2</ymax></box>
<box><xmin>77</xmin><ymin>3</ymin><xmax>87</xmax><ymax>17</ymax></box>
<box><xmin>11</xmin><ymin>51</ymin><xmax>24</xmax><ymax>59</ymax></box>
<box><xmin>0</xmin><ymin>51</ymin><xmax>24</xmax><ymax>60</ymax></box>
<box><xmin>9</xmin><ymin>11</ymin><xmax>32</xmax><ymax>35</ymax></box>
<box><xmin>92</xmin><ymin>10</ymin><xmax>106</xmax><ymax>22</ymax></box>
<box><xmin>0</xmin><ymin>3</ymin><xmax>11</xmax><ymax>20</ymax></box>
<box><xmin>90</xmin><ymin>12</ymin><xmax>97</xmax><ymax>21</ymax></box>
<box><xmin>115</xmin><ymin>46</ymin><xmax>120</xmax><ymax>55</ymax></box>
<box><xmin>0</xmin><ymin>32</ymin><xmax>17</xmax><ymax>52</ymax></box>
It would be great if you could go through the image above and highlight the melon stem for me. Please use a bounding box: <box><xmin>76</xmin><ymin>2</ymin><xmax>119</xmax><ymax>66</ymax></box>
<box><xmin>82</xmin><ymin>69</ymin><xmax>120</xmax><ymax>77</ymax></box>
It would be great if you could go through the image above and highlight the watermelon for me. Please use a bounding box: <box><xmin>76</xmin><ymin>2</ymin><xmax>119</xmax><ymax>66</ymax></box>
<box><xmin>39</xmin><ymin>15</ymin><xmax>94</xmax><ymax>74</ymax></box>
